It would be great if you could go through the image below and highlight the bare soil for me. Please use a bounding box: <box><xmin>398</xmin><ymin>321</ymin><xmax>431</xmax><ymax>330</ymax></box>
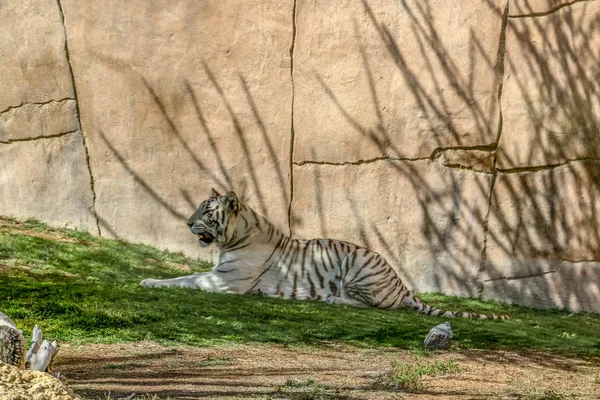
<box><xmin>55</xmin><ymin>342</ymin><xmax>600</xmax><ymax>400</ymax></box>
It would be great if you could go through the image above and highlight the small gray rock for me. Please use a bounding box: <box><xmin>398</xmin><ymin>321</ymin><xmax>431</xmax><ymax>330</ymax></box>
<box><xmin>424</xmin><ymin>321</ymin><xmax>453</xmax><ymax>350</ymax></box>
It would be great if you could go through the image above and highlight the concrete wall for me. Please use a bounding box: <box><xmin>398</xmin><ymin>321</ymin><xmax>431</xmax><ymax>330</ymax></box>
<box><xmin>1</xmin><ymin>0</ymin><xmax>599</xmax><ymax>311</ymax></box>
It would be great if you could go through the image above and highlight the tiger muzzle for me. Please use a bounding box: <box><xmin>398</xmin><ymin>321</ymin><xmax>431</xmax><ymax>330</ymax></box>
<box><xmin>196</xmin><ymin>232</ymin><xmax>214</xmax><ymax>244</ymax></box>
<box><xmin>190</xmin><ymin>225</ymin><xmax>214</xmax><ymax>247</ymax></box>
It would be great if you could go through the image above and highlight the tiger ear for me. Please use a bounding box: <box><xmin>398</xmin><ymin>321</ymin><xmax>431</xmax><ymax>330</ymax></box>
<box><xmin>224</xmin><ymin>191</ymin><xmax>239</xmax><ymax>212</ymax></box>
<box><xmin>210</xmin><ymin>188</ymin><xmax>221</xmax><ymax>198</ymax></box>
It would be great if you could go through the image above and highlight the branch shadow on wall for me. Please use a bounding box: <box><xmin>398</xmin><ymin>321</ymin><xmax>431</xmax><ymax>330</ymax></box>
<box><xmin>94</xmin><ymin>62</ymin><xmax>291</xmax><ymax>247</ymax></box>
<box><xmin>300</xmin><ymin>0</ymin><xmax>599</xmax><ymax>311</ymax></box>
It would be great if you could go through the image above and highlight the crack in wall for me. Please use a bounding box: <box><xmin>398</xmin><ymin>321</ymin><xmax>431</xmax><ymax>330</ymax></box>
<box><xmin>476</xmin><ymin>171</ymin><xmax>498</xmax><ymax>294</ymax></box>
<box><xmin>0</xmin><ymin>98</ymin><xmax>75</xmax><ymax>117</ymax></box>
<box><xmin>429</xmin><ymin>143</ymin><xmax>497</xmax><ymax>161</ymax></box>
<box><xmin>476</xmin><ymin>0</ymin><xmax>510</xmax><ymax>297</ymax></box>
<box><xmin>0</xmin><ymin>129</ymin><xmax>78</xmax><ymax>145</ymax></box>
<box><xmin>294</xmin><ymin>155</ymin><xmax>430</xmax><ymax>167</ymax></box>
<box><xmin>561</xmin><ymin>258</ymin><xmax>600</xmax><ymax>264</ymax></box>
<box><xmin>56</xmin><ymin>0</ymin><xmax>101</xmax><ymax>236</ymax></box>
<box><xmin>430</xmin><ymin>145</ymin><xmax>497</xmax><ymax>174</ymax></box>
<box><xmin>484</xmin><ymin>269</ymin><xmax>559</xmax><ymax>282</ymax></box>
<box><xmin>497</xmin><ymin>157</ymin><xmax>600</xmax><ymax>174</ymax></box>
<box><xmin>440</xmin><ymin>163</ymin><xmax>495</xmax><ymax>174</ymax></box>
<box><xmin>294</xmin><ymin>153</ymin><xmax>600</xmax><ymax>174</ymax></box>
<box><xmin>287</xmin><ymin>0</ymin><xmax>298</xmax><ymax>238</ymax></box>
<box><xmin>509</xmin><ymin>0</ymin><xmax>594</xmax><ymax>18</ymax></box>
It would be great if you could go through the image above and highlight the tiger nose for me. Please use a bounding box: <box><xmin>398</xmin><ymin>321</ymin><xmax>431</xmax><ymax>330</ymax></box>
<box><xmin>186</xmin><ymin>220</ymin><xmax>194</xmax><ymax>228</ymax></box>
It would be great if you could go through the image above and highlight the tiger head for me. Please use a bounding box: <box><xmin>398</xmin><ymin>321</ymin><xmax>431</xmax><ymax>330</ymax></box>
<box><xmin>187</xmin><ymin>189</ymin><xmax>240</xmax><ymax>247</ymax></box>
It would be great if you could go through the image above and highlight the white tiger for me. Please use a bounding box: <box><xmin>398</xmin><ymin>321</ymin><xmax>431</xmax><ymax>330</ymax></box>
<box><xmin>140</xmin><ymin>189</ymin><xmax>508</xmax><ymax>320</ymax></box>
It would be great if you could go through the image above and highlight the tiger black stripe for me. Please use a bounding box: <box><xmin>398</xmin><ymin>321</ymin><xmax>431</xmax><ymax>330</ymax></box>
<box><xmin>307</xmin><ymin>273</ymin><xmax>317</xmax><ymax>298</ymax></box>
<box><xmin>328</xmin><ymin>281</ymin><xmax>338</xmax><ymax>296</ymax></box>
<box><xmin>312</xmin><ymin>255</ymin><xmax>325</xmax><ymax>289</ymax></box>
<box><xmin>141</xmin><ymin>190</ymin><xmax>509</xmax><ymax>321</ymax></box>
<box><xmin>299</xmin><ymin>243</ymin><xmax>310</xmax><ymax>278</ymax></box>
<box><xmin>292</xmin><ymin>273</ymin><xmax>298</xmax><ymax>299</ymax></box>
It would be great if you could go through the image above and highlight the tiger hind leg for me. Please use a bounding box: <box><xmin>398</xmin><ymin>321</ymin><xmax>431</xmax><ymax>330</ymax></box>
<box><xmin>337</xmin><ymin>248</ymin><xmax>406</xmax><ymax>309</ymax></box>
<box><xmin>324</xmin><ymin>272</ymin><xmax>369</xmax><ymax>307</ymax></box>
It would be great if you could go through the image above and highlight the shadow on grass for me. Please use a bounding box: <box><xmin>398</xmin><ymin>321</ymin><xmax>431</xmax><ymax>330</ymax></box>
<box><xmin>1</xmin><ymin>221</ymin><xmax>600</xmax><ymax>357</ymax></box>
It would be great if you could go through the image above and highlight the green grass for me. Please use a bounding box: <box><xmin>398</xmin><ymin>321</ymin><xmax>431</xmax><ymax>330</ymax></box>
<box><xmin>98</xmin><ymin>394</ymin><xmax>172</xmax><ymax>400</ymax></box>
<box><xmin>1</xmin><ymin>217</ymin><xmax>600</xmax><ymax>356</ymax></box>
<box><xmin>375</xmin><ymin>358</ymin><xmax>462</xmax><ymax>392</ymax></box>
<box><xmin>509</xmin><ymin>386</ymin><xmax>571</xmax><ymax>400</ymax></box>
<box><xmin>196</xmin><ymin>355</ymin><xmax>234</xmax><ymax>366</ymax></box>
<box><xmin>273</xmin><ymin>379</ymin><xmax>348</xmax><ymax>400</ymax></box>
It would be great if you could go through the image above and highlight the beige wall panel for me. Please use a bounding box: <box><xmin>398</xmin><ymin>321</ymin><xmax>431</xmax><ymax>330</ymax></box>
<box><xmin>61</xmin><ymin>0</ymin><xmax>293</xmax><ymax>259</ymax></box>
<box><xmin>0</xmin><ymin>99</ymin><xmax>79</xmax><ymax>142</ymax></box>
<box><xmin>484</xmin><ymin>160</ymin><xmax>600</xmax><ymax>282</ymax></box>
<box><xmin>291</xmin><ymin>160</ymin><xmax>492</xmax><ymax>297</ymax></box>
<box><xmin>0</xmin><ymin>1</ymin><xmax>73</xmax><ymax>111</ymax></box>
<box><xmin>0</xmin><ymin>132</ymin><xmax>96</xmax><ymax>232</ymax></box>
<box><xmin>482</xmin><ymin>261</ymin><xmax>600</xmax><ymax>312</ymax></box>
<box><xmin>293</xmin><ymin>0</ymin><xmax>506</xmax><ymax>163</ymax></box>
<box><xmin>499</xmin><ymin>1</ymin><xmax>600</xmax><ymax>169</ymax></box>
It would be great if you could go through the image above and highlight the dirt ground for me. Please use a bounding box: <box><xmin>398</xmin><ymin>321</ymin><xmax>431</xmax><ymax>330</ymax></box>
<box><xmin>54</xmin><ymin>342</ymin><xmax>600</xmax><ymax>400</ymax></box>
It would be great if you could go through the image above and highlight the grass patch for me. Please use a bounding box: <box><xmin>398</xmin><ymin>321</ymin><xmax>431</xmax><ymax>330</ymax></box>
<box><xmin>508</xmin><ymin>386</ymin><xmax>572</xmax><ymax>400</ymax></box>
<box><xmin>272</xmin><ymin>379</ymin><xmax>349</xmax><ymax>400</ymax></box>
<box><xmin>1</xmin><ymin>217</ymin><xmax>600</xmax><ymax>356</ymax></box>
<box><xmin>197</xmin><ymin>355</ymin><xmax>234</xmax><ymax>366</ymax></box>
<box><xmin>97</xmin><ymin>394</ymin><xmax>172</xmax><ymax>400</ymax></box>
<box><xmin>375</xmin><ymin>358</ymin><xmax>461</xmax><ymax>392</ymax></box>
